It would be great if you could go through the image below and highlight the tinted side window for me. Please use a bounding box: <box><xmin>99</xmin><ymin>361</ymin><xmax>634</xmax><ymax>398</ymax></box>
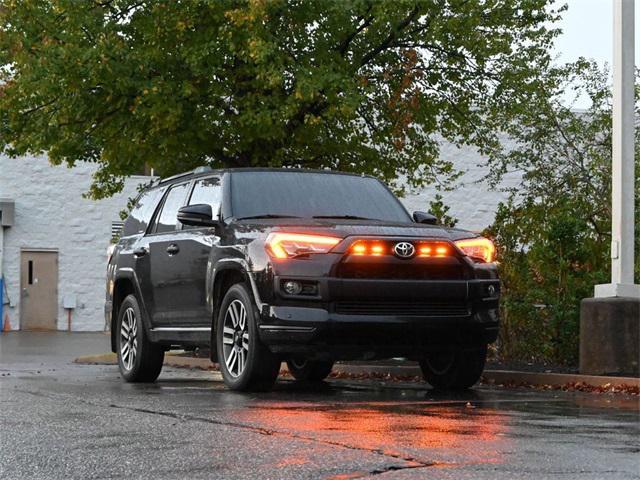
<box><xmin>122</xmin><ymin>187</ymin><xmax>165</xmax><ymax>236</ymax></box>
<box><xmin>188</xmin><ymin>177</ymin><xmax>222</xmax><ymax>220</ymax></box>
<box><xmin>154</xmin><ymin>183</ymin><xmax>190</xmax><ymax>234</ymax></box>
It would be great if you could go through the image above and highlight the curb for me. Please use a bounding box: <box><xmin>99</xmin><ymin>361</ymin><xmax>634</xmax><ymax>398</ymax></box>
<box><xmin>331</xmin><ymin>363</ymin><xmax>640</xmax><ymax>388</ymax></box>
<box><xmin>73</xmin><ymin>352</ymin><xmax>215</xmax><ymax>370</ymax></box>
<box><xmin>74</xmin><ymin>353</ymin><xmax>640</xmax><ymax>388</ymax></box>
<box><xmin>333</xmin><ymin>363</ymin><xmax>420</xmax><ymax>377</ymax></box>
<box><xmin>482</xmin><ymin>369</ymin><xmax>640</xmax><ymax>388</ymax></box>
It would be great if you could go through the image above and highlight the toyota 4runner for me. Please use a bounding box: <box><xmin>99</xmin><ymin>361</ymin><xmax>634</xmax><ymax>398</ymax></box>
<box><xmin>106</xmin><ymin>168</ymin><xmax>499</xmax><ymax>391</ymax></box>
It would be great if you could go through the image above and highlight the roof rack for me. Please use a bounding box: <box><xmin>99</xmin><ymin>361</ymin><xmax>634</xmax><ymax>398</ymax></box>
<box><xmin>193</xmin><ymin>166</ymin><xmax>213</xmax><ymax>174</ymax></box>
<box><xmin>155</xmin><ymin>166</ymin><xmax>213</xmax><ymax>185</ymax></box>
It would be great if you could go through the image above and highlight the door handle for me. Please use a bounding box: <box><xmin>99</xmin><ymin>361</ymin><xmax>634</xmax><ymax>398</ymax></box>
<box><xmin>133</xmin><ymin>246</ymin><xmax>148</xmax><ymax>257</ymax></box>
<box><xmin>166</xmin><ymin>244</ymin><xmax>180</xmax><ymax>255</ymax></box>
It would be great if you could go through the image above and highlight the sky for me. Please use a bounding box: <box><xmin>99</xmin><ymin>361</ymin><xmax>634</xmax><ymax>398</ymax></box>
<box><xmin>553</xmin><ymin>0</ymin><xmax>639</xmax><ymax>107</ymax></box>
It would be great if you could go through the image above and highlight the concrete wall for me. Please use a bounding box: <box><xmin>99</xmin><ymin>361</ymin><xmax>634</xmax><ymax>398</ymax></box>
<box><xmin>399</xmin><ymin>141</ymin><xmax>521</xmax><ymax>232</ymax></box>
<box><xmin>0</xmin><ymin>155</ymin><xmax>151</xmax><ymax>331</ymax></box>
<box><xmin>0</xmin><ymin>145</ymin><xmax>519</xmax><ymax>331</ymax></box>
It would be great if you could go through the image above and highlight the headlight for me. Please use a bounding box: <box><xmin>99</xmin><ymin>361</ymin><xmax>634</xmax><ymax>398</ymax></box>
<box><xmin>454</xmin><ymin>237</ymin><xmax>496</xmax><ymax>263</ymax></box>
<box><xmin>266</xmin><ymin>233</ymin><xmax>341</xmax><ymax>259</ymax></box>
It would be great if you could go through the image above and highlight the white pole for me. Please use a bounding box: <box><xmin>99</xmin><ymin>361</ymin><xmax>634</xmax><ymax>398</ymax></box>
<box><xmin>611</xmin><ymin>0</ymin><xmax>635</xmax><ymax>286</ymax></box>
<box><xmin>595</xmin><ymin>0</ymin><xmax>639</xmax><ymax>299</ymax></box>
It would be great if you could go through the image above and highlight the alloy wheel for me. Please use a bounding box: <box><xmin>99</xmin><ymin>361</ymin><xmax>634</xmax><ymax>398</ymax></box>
<box><xmin>120</xmin><ymin>307</ymin><xmax>138</xmax><ymax>371</ymax></box>
<box><xmin>222</xmin><ymin>299</ymin><xmax>250</xmax><ymax>378</ymax></box>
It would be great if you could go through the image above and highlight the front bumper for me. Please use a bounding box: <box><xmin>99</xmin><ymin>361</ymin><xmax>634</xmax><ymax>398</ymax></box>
<box><xmin>257</xmin><ymin>278</ymin><xmax>499</xmax><ymax>360</ymax></box>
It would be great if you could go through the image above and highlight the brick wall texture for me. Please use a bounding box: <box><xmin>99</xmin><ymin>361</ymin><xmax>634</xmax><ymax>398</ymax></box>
<box><xmin>1</xmin><ymin>155</ymin><xmax>149</xmax><ymax>331</ymax></box>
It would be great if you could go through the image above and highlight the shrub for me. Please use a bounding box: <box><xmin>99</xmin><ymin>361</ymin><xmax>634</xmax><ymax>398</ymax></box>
<box><xmin>485</xmin><ymin>61</ymin><xmax>640</xmax><ymax>365</ymax></box>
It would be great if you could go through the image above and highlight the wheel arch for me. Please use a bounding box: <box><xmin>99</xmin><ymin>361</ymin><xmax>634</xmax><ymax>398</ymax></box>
<box><xmin>209</xmin><ymin>263</ymin><xmax>254</xmax><ymax>360</ymax></box>
<box><xmin>110</xmin><ymin>271</ymin><xmax>150</xmax><ymax>352</ymax></box>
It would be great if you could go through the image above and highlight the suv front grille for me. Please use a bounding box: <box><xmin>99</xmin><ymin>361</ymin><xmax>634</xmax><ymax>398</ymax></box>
<box><xmin>336</xmin><ymin>263</ymin><xmax>466</xmax><ymax>280</ymax></box>
<box><xmin>333</xmin><ymin>301</ymin><xmax>470</xmax><ymax>317</ymax></box>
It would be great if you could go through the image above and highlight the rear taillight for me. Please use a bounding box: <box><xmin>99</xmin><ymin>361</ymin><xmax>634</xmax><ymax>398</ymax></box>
<box><xmin>454</xmin><ymin>237</ymin><xmax>496</xmax><ymax>263</ymax></box>
<box><xmin>266</xmin><ymin>233</ymin><xmax>341</xmax><ymax>259</ymax></box>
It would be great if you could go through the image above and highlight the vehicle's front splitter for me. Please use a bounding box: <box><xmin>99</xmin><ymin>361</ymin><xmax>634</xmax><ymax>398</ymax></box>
<box><xmin>258</xmin><ymin>304</ymin><xmax>499</xmax><ymax>360</ymax></box>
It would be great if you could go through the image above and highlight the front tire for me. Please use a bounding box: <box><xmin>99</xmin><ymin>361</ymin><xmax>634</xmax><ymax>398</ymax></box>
<box><xmin>286</xmin><ymin>358</ymin><xmax>334</xmax><ymax>382</ymax></box>
<box><xmin>419</xmin><ymin>344</ymin><xmax>487</xmax><ymax>390</ymax></box>
<box><xmin>116</xmin><ymin>294</ymin><xmax>164</xmax><ymax>383</ymax></box>
<box><xmin>216</xmin><ymin>283</ymin><xmax>281</xmax><ymax>391</ymax></box>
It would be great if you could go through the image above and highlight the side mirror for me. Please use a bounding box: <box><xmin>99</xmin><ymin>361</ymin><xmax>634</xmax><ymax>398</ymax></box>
<box><xmin>177</xmin><ymin>204</ymin><xmax>218</xmax><ymax>227</ymax></box>
<box><xmin>413</xmin><ymin>211</ymin><xmax>438</xmax><ymax>225</ymax></box>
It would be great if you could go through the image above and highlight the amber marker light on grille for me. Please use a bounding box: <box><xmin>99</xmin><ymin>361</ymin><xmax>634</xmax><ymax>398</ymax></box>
<box><xmin>349</xmin><ymin>241</ymin><xmax>387</xmax><ymax>256</ymax></box>
<box><xmin>266</xmin><ymin>232</ymin><xmax>341</xmax><ymax>259</ymax></box>
<box><xmin>417</xmin><ymin>243</ymin><xmax>450</xmax><ymax>257</ymax></box>
<box><xmin>351</xmin><ymin>242</ymin><xmax>367</xmax><ymax>255</ymax></box>
<box><xmin>435</xmin><ymin>245</ymin><xmax>449</xmax><ymax>256</ymax></box>
<box><xmin>454</xmin><ymin>237</ymin><xmax>496</xmax><ymax>263</ymax></box>
<box><xmin>370</xmin><ymin>244</ymin><xmax>385</xmax><ymax>256</ymax></box>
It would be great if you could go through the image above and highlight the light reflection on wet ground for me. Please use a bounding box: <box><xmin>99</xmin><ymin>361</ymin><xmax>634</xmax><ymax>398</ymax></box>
<box><xmin>238</xmin><ymin>402</ymin><xmax>507</xmax><ymax>465</ymax></box>
<box><xmin>223</xmin><ymin>380</ymin><xmax>639</xmax><ymax>477</ymax></box>
<box><xmin>1</xmin><ymin>333</ymin><xmax>639</xmax><ymax>479</ymax></box>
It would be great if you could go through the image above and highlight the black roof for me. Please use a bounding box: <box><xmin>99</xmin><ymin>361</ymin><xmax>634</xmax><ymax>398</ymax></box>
<box><xmin>154</xmin><ymin>166</ymin><xmax>372</xmax><ymax>187</ymax></box>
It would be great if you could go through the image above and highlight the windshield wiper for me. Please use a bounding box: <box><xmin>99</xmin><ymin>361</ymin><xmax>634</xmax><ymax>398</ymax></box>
<box><xmin>235</xmin><ymin>214</ymin><xmax>302</xmax><ymax>220</ymax></box>
<box><xmin>237</xmin><ymin>214</ymin><xmax>376</xmax><ymax>221</ymax></box>
<box><xmin>313</xmin><ymin>215</ymin><xmax>375</xmax><ymax>221</ymax></box>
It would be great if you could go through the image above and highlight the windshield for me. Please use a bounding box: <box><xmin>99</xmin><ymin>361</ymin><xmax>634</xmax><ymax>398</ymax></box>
<box><xmin>230</xmin><ymin>171</ymin><xmax>411</xmax><ymax>223</ymax></box>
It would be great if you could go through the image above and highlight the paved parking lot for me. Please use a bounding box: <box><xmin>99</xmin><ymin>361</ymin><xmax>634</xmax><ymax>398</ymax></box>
<box><xmin>1</xmin><ymin>332</ymin><xmax>638</xmax><ymax>479</ymax></box>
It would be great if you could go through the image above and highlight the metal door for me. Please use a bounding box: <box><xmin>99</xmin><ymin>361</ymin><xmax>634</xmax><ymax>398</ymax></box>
<box><xmin>20</xmin><ymin>250</ymin><xmax>58</xmax><ymax>330</ymax></box>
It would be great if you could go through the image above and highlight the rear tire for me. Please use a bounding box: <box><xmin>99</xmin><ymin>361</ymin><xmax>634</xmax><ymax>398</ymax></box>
<box><xmin>286</xmin><ymin>358</ymin><xmax>334</xmax><ymax>382</ymax></box>
<box><xmin>216</xmin><ymin>283</ymin><xmax>281</xmax><ymax>391</ymax></box>
<box><xmin>419</xmin><ymin>344</ymin><xmax>487</xmax><ymax>390</ymax></box>
<box><xmin>116</xmin><ymin>294</ymin><xmax>164</xmax><ymax>383</ymax></box>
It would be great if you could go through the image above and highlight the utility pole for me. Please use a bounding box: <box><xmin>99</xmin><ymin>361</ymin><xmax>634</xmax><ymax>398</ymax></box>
<box><xmin>580</xmin><ymin>0</ymin><xmax>639</xmax><ymax>376</ymax></box>
<box><xmin>594</xmin><ymin>0</ymin><xmax>639</xmax><ymax>299</ymax></box>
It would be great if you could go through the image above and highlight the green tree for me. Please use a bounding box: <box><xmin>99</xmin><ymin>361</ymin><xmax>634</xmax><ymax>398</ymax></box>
<box><xmin>1</xmin><ymin>0</ymin><xmax>564</xmax><ymax>198</ymax></box>
<box><xmin>485</xmin><ymin>61</ymin><xmax>640</xmax><ymax>364</ymax></box>
<box><xmin>428</xmin><ymin>193</ymin><xmax>458</xmax><ymax>227</ymax></box>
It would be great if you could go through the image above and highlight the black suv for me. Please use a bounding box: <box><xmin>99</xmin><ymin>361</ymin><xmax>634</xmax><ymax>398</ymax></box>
<box><xmin>106</xmin><ymin>168</ymin><xmax>499</xmax><ymax>391</ymax></box>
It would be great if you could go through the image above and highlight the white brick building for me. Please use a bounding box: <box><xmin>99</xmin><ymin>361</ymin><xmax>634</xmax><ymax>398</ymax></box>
<box><xmin>0</xmin><ymin>146</ymin><xmax>519</xmax><ymax>332</ymax></box>
<box><xmin>0</xmin><ymin>155</ymin><xmax>150</xmax><ymax>331</ymax></box>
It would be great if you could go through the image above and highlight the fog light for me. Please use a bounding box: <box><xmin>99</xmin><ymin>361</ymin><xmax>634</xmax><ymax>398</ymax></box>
<box><xmin>283</xmin><ymin>280</ymin><xmax>303</xmax><ymax>295</ymax></box>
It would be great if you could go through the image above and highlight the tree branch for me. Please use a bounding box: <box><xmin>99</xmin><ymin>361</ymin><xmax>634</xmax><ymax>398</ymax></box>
<box><xmin>358</xmin><ymin>5</ymin><xmax>420</xmax><ymax>68</ymax></box>
<box><xmin>336</xmin><ymin>4</ymin><xmax>374</xmax><ymax>56</ymax></box>
<box><xmin>20</xmin><ymin>97</ymin><xmax>59</xmax><ymax>116</ymax></box>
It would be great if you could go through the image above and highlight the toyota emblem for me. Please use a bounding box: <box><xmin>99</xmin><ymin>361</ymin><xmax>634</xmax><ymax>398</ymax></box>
<box><xmin>393</xmin><ymin>242</ymin><xmax>415</xmax><ymax>259</ymax></box>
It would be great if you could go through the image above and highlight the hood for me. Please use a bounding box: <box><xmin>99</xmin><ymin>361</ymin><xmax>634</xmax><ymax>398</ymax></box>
<box><xmin>236</xmin><ymin>218</ymin><xmax>480</xmax><ymax>241</ymax></box>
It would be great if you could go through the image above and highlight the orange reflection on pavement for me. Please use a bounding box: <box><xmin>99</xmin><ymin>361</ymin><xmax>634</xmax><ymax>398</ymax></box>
<box><xmin>233</xmin><ymin>401</ymin><xmax>509</xmax><ymax>466</ymax></box>
<box><xmin>274</xmin><ymin>456</ymin><xmax>308</xmax><ymax>468</ymax></box>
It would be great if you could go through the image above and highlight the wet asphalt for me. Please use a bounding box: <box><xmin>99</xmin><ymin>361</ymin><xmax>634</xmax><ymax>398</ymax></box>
<box><xmin>0</xmin><ymin>332</ymin><xmax>638</xmax><ymax>480</ymax></box>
